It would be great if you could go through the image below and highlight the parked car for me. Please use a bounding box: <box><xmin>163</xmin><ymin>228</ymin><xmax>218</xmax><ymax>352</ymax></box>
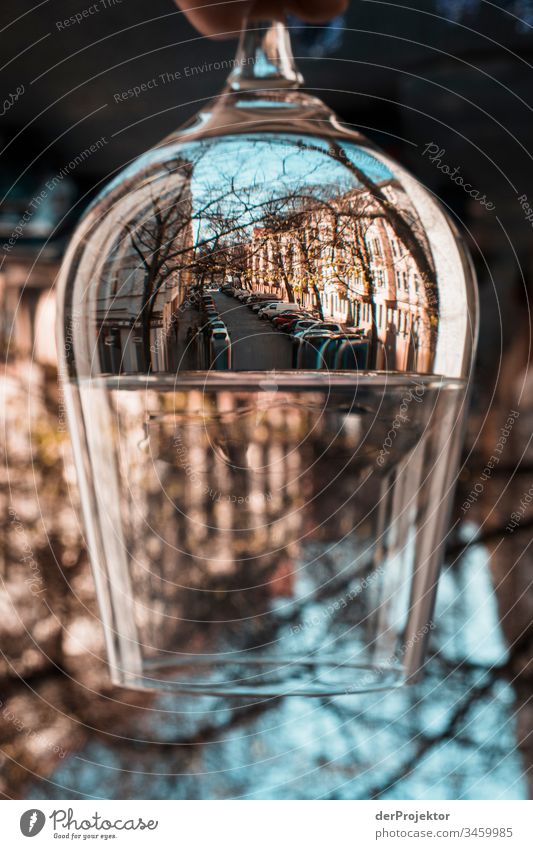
<box><xmin>258</xmin><ymin>303</ymin><xmax>307</xmax><ymax>319</ymax></box>
<box><xmin>250</xmin><ymin>296</ymin><xmax>283</xmax><ymax>312</ymax></box>
<box><xmin>211</xmin><ymin>328</ymin><xmax>231</xmax><ymax>369</ymax></box>
<box><xmin>290</xmin><ymin>319</ymin><xmax>320</xmax><ymax>335</ymax></box>
<box><xmin>277</xmin><ymin>314</ymin><xmax>317</xmax><ymax>332</ymax></box>
<box><xmin>252</xmin><ymin>300</ymin><xmax>279</xmax><ymax>314</ymax></box>
<box><xmin>315</xmin><ymin>333</ymin><xmax>363</xmax><ymax>369</ymax></box>
<box><xmin>334</xmin><ymin>337</ymin><xmax>369</xmax><ymax>370</ymax></box>
<box><xmin>271</xmin><ymin>312</ymin><xmax>308</xmax><ymax>328</ymax></box>
<box><xmin>293</xmin><ymin>330</ymin><xmax>337</xmax><ymax>368</ymax></box>
<box><xmin>293</xmin><ymin>321</ymin><xmax>344</xmax><ymax>338</ymax></box>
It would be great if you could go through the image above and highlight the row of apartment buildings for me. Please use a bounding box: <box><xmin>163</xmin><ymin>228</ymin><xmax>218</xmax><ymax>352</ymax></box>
<box><xmin>242</xmin><ymin>179</ymin><xmax>437</xmax><ymax>372</ymax></box>
<box><xmin>3</xmin><ymin>164</ymin><xmax>437</xmax><ymax>376</ymax></box>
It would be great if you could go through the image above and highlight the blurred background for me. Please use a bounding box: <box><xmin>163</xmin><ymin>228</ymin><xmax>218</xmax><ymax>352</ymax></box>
<box><xmin>1</xmin><ymin>0</ymin><xmax>532</xmax><ymax>799</ymax></box>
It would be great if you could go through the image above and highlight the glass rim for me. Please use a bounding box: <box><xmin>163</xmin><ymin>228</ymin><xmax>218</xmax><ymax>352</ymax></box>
<box><xmin>71</xmin><ymin>371</ymin><xmax>468</xmax><ymax>391</ymax></box>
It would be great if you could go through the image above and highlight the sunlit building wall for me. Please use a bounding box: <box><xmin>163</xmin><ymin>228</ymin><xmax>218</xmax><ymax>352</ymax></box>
<box><xmin>245</xmin><ymin>180</ymin><xmax>435</xmax><ymax>372</ymax></box>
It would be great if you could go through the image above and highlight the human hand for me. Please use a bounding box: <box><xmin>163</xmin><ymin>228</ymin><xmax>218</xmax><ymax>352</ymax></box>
<box><xmin>175</xmin><ymin>0</ymin><xmax>348</xmax><ymax>38</ymax></box>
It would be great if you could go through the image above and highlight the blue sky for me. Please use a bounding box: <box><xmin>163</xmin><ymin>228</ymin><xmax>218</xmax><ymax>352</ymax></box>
<box><xmin>187</xmin><ymin>134</ymin><xmax>393</xmax><ymax>246</ymax></box>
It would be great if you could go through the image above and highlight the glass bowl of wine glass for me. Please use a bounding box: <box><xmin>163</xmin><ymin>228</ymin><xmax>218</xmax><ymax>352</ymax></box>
<box><xmin>56</xmin><ymin>19</ymin><xmax>477</xmax><ymax>696</ymax></box>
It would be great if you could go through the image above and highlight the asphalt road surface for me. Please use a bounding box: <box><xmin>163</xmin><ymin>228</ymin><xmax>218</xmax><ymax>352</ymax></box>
<box><xmin>212</xmin><ymin>292</ymin><xmax>293</xmax><ymax>370</ymax></box>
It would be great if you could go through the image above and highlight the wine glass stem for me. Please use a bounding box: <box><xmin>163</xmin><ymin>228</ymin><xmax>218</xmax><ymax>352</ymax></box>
<box><xmin>228</xmin><ymin>19</ymin><xmax>304</xmax><ymax>91</ymax></box>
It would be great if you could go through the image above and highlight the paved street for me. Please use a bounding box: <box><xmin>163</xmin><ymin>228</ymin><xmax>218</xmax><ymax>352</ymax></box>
<box><xmin>212</xmin><ymin>292</ymin><xmax>293</xmax><ymax>370</ymax></box>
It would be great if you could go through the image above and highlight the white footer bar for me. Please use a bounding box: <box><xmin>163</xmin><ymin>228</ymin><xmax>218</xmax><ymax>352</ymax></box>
<box><xmin>2</xmin><ymin>799</ymin><xmax>532</xmax><ymax>848</ymax></box>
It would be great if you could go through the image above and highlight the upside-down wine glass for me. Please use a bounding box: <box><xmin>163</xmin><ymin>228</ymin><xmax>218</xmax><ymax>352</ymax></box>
<box><xmin>56</xmin><ymin>19</ymin><xmax>478</xmax><ymax>696</ymax></box>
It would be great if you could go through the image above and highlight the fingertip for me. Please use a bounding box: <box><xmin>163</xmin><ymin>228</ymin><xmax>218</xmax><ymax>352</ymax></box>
<box><xmin>287</xmin><ymin>0</ymin><xmax>348</xmax><ymax>24</ymax></box>
<box><xmin>175</xmin><ymin>2</ymin><xmax>251</xmax><ymax>40</ymax></box>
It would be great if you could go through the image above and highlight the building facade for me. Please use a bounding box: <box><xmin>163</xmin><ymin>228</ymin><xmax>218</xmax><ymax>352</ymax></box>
<box><xmin>244</xmin><ymin>179</ymin><xmax>437</xmax><ymax>372</ymax></box>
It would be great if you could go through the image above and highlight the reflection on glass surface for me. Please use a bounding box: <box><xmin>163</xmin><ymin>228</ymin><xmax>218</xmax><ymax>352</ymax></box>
<box><xmin>62</xmin><ymin>130</ymin><xmax>468</xmax><ymax>378</ymax></box>
<box><xmin>57</xmin><ymin>20</ymin><xmax>478</xmax><ymax>696</ymax></box>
